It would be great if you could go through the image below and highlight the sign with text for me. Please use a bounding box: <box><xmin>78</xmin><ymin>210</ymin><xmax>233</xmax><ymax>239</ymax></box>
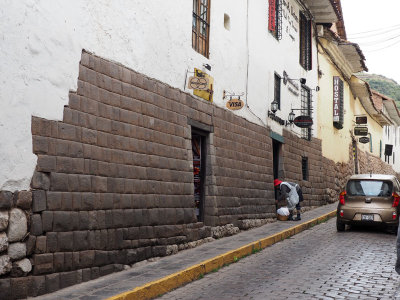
<box><xmin>293</xmin><ymin>115</ymin><xmax>313</xmax><ymax>128</ymax></box>
<box><xmin>356</xmin><ymin>116</ymin><xmax>367</xmax><ymax>125</ymax></box>
<box><xmin>226</xmin><ymin>98</ymin><xmax>244</xmax><ymax>110</ymax></box>
<box><xmin>359</xmin><ymin>137</ymin><xmax>370</xmax><ymax>144</ymax></box>
<box><xmin>354</xmin><ymin>126</ymin><xmax>368</xmax><ymax>136</ymax></box>
<box><xmin>333</xmin><ymin>76</ymin><xmax>342</xmax><ymax>123</ymax></box>
<box><xmin>268</xmin><ymin>0</ymin><xmax>276</xmax><ymax>32</ymax></box>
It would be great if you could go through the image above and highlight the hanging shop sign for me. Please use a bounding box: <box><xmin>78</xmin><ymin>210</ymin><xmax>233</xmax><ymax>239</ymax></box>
<box><xmin>333</xmin><ymin>76</ymin><xmax>344</xmax><ymax>124</ymax></box>
<box><xmin>359</xmin><ymin>136</ymin><xmax>370</xmax><ymax>144</ymax></box>
<box><xmin>293</xmin><ymin>115</ymin><xmax>313</xmax><ymax>128</ymax></box>
<box><xmin>356</xmin><ymin>116</ymin><xmax>367</xmax><ymax>125</ymax></box>
<box><xmin>354</xmin><ymin>126</ymin><xmax>368</xmax><ymax>136</ymax></box>
<box><xmin>226</xmin><ymin>98</ymin><xmax>244</xmax><ymax>110</ymax></box>
<box><xmin>193</xmin><ymin>68</ymin><xmax>214</xmax><ymax>103</ymax></box>
<box><xmin>268</xmin><ymin>0</ymin><xmax>276</xmax><ymax>32</ymax></box>
<box><xmin>187</xmin><ymin>76</ymin><xmax>209</xmax><ymax>91</ymax></box>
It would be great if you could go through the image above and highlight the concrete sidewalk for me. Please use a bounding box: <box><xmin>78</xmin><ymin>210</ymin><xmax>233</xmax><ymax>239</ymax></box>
<box><xmin>36</xmin><ymin>202</ymin><xmax>338</xmax><ymax>300</ymax></box>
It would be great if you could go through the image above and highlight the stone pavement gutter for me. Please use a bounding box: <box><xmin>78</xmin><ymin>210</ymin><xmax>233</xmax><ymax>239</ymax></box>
<box><xmin>107</xmin><ymin>209</ymin><xmax>337</xmax><ymax>300</ymax></box>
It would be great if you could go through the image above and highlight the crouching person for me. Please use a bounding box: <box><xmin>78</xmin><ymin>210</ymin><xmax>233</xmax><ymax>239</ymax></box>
<box><xmin>274</xmin><ymin>179</ymin><xmax>303</xmax><ymax>221</ymax></box>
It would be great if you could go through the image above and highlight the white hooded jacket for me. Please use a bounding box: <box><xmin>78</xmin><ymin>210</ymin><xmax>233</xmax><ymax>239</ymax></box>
<box><xmin>280</xmin><ymin>182</ymin><xmax>299</xmax><ymax>210</ymax></box>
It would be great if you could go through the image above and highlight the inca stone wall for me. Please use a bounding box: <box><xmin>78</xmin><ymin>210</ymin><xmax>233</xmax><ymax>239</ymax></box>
<box><xmin>0</xmin><ymin>51</ymin><xmax>279</xmax><ymax>299</ymax></box>
<box><xmin>281</xmin><ymin>131</ymin><xmax>327</xmax><ymax>207</ymax></box>
<box><xmin>1</xmin><ymin>50</ymin><xmax>398</xmax><ymax>299</ymax></box>
<box><xmin>211</xmin><ymin>110</ymin><xmax>274</xmax><ymax>227</ymax></box>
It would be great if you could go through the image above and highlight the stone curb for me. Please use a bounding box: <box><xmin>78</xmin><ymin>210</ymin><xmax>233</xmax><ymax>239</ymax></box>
<box><xmin>107</xmin><ymin>210</ymin><xmax>337</xmax><ymax>300</ymax></box>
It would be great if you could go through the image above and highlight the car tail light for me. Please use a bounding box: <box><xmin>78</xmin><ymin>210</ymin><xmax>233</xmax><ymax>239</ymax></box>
<box><xmin>392</xmin><ymin>192</ymin><xmax>400</xmax><ymax>207</ymax></box>
<box><xmin>393</xmin><ymin>211</ymin><xmax>397</xmax><ymax>220</ymax></box>
<box><xmin>340</xmin><ymin>209</ymin><xmax>344</xmax><ymax>217</ymax></box>
<box><xmin>339</xmin><ymin>191</ymin><xmax>346</xmax><ymax>205</ymax></box>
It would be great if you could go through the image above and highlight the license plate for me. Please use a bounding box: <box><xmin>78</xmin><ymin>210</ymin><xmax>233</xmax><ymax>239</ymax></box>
<box><xmin>361</xmin><ymin>214</ymin><xmax>374</xmax><ymax>221</ymax></box>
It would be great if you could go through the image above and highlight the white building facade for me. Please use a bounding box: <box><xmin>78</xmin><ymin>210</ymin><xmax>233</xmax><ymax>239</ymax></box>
<box><xmin>0</xmin><ymin>0</ymin><xmax>338</xmax><ymax>191</ymax></box>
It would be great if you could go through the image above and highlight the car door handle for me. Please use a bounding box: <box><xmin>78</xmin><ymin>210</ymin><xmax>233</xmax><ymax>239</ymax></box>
<box><xmin>365</xmin><ymin>198</ymin><xmax>372</xmax><ymax>203</ymax></box>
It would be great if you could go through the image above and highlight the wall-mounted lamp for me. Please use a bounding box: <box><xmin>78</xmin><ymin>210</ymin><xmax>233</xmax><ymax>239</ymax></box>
<box><xmin>288</xmin><ymin>110</ymin><xmax>296</xmax><ymax>124</ymax></box>
<box><xmin>282</xmin><ymin>71</ymin><xmax>306</xmax><ymax>85</ymax></box>
<box><xmin>311</xmin><ymin>86</ymin><xmax>320</xmax><ymax>92</ymax></box>
<box><xmin>203</xmin><ymin>63</ymin><xmax>212</xmax><ymax>71</ymax></box>
<box><xmin>270</xmin><ymin>100</ymin><xmax>278</xmax><ymax>114</ymax></box>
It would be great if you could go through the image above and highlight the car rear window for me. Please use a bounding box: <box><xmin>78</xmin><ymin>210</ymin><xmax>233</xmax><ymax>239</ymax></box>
<box><xmin>347</xmin><ymin>180</ymin><xmax>393</xmax><ymax>197</ymax></box>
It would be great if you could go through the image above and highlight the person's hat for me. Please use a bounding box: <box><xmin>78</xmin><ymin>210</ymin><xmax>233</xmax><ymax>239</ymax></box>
<box><xmin>274</xmin><ymin>179</ymin><xmax>282</xmax><ymax>187</ymax></box>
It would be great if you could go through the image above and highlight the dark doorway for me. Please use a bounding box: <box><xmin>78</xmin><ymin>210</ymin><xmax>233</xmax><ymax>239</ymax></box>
<box><xmin>272</xmin><ymin>139</ymin><xmax>282</xmax><ymax>200</ymax></box>
<box><xmin>273</xmin><ymin>139</ymin><xmax>281</xmax><ymax>180</ymax></box>
<box><xmin>192</xmin><ymin>129</ymin><xmax>207</xmax><ymax>222</ymax></box>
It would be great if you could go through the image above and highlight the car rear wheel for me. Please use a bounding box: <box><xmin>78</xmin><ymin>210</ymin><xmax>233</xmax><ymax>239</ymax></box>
<box><xmin>388</xmin><ymin>225</ymin><xmax>398</xmax><ymax>235</ymax></box>
<box><xmin>336</xmin><ymin>218</ymin><xmax>345</xmax><ymax>232</ymax></box>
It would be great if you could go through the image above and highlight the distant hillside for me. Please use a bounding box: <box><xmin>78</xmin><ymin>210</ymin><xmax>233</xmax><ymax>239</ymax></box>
<box><xmin>357</xmin><ymin>73</ymin><xmax>400</xmax><ymax>108</ymax></box>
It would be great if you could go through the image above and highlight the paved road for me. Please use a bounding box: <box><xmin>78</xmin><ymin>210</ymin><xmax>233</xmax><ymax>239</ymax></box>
<box><xmin>158</xmin><ymin>219</ymin><xmax>400</xmax><ymax>300</ymax></box>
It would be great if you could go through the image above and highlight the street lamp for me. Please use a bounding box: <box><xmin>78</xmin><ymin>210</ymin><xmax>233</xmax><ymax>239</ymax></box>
<box><xmin>270</xmin><ymin>100</ymin><xmax>278</xmax><ymax>114</ymax></box>
<box><xmin>288</xmin><ymin>110</ymin><xmax>296</xmax><ymax>123</ymax></box>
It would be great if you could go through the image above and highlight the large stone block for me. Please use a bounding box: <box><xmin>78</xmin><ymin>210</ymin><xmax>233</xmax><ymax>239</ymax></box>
<box><xmin>16</xmin><ymin>191</ymin><xmax>32</xmax><ymax>210</ymax></box>
<box><xmin>0</xmin><ymin>232</ymin><xmax>8</xmax><ymax>252</ymax></box>
<box><xmin>33</xmin><ymin>253</ymin><xmax>53</xmax><ymax>271</ymax></box>
<box><xmin>26</xmin><ymin>235</ymin><xmax>36</xmax><ymax>256</ymax></box>
<box><xmin>42</xmin><ymin>211</ymin><xmax>54</xmax><ymax>232</ymax></box>
<box><xmin>0</xmin><ymin>210</ymin><xmax>9</xmax><ymax>231</ymax></box>
<box><xmin>32</xmin><ymin>190</ymin><xmax>47</xmax><ymax>212</ymax></box>
<box><xmin>60</xmin><ymin>270</ymin><xmax>78</xmax><ymax>289</ymax></box>
<box><xmin>79</xmin><ymin>250</ymin><xmax>95</xmax><ymax>269</ymax></box>
<box><xmin>30</xmin><ymin>214</ymin><xmax>43</xmax><ymax>236</ymax></box>
<box><xmin>45</xmin><ymin>273</ymin><xmax>60</xmax><ymax>293</ymax></box>
<box><xmin>35</xmin><ymin>236</ymin><xmax>47</xmax><ymax>254</ymax></box>
<box><xmin>30</xmin><ymin>275</ymin><xmax>46</xmax><ymax>297</ymax></box>
<box><xmin>73</xmin><ymin>231</ymin><xmax>89</xmax><ymax>251</ymax></box>
<box><xmin>10</xmin><ymin>258</ymin><xmax>32</xmax><ymax>277</ymax></box>
<box><xmin>31</xmin><ymin>171</ymin><xmax>50</xmax><ymax>190</ymax></box>
<box><xmin>53</xmin><ymin>211</ymin><xmax>72</xmax><ymax>231</ymax></box>
<box><xmin>0</xmin><ymin>255</ymin><xmax>11</xmax><ymax>275</ymax></box>
<box><xmin>57</xmin><ymin>232</ymin><xmax>74</xmax><ymax>252</ymax></box>
<box><xmin>53</xmin><ymin>252</ymin><xmax>64</xmax><ymax>272</ymax></box>
<box><xmin>0</xmin><ymin>191</ymin><xmax>13</xmax><ymax>209</ymax></box>
<box><xmin>0</xmin><ymin>278</ymin><xmax>11</xmax><ymax>300</ymax></box>
<box><xmin>8</xmin><ymin>242</ymin><xmax>26</xmax><ymax>261</ymax></box>
<box><xmin>10</xmin><ymin>277</ymin><xmax>31</xmax><ymax>299</ymax></box>
<box><xmin>7</xmin><ymin>208</ymin><xmax>27</xmax><ymax>242</ymax></box>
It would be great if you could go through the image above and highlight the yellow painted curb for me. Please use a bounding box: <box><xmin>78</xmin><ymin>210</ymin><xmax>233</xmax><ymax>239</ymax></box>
<box><xmin>107</xmin><ymin>209</ymin><xmax>337</xmax><ymax>300</ymax></box>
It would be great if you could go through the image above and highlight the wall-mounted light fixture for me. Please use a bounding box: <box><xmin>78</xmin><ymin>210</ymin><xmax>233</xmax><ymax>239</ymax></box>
<box><xmin>282</xmin><ymin>71</ymin><xmax>306</xmax><ymax>85</ymax></box>
<box><xmin>203</xmin><ymin>63</ymin><xmax>212</xmax><ymax>71</ymax></box>
<box><xmin>311</xmin><ymin>86</ymin><xmax>320</xmax><ymax>92</ymax></box>
<box><xmin>270</xmin><ymin>100</ymin><xmax>278</xmax><ymax>114</ymax></box>
<box><xmin>286</xmin><ymin>108</ymin><xmax>314</xmax><ymax>127</ymax></box>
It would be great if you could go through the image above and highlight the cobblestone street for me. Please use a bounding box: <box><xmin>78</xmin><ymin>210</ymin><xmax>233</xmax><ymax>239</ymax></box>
<box><xmin>158</xmin><ymin>219</ymin><xmax>400</xmax><ymax>300</ymax></box>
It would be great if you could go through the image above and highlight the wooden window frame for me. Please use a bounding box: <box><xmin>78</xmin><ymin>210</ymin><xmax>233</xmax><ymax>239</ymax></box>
<box><xmin>299</xmin><ymin>12</ymin><xmax>312</xmax><ymax>70</ymax></box>
<box><xmin>274</xmin><ymin>72</ymin><xmax>281</xmax><ymax>110</ymax></box>
<box><xmin>192</xmin><ymin>0</ymin><xmax>211</xmax><ymax>58</ymax></box>
<box><xmin>301</xmin><ymin>85</ymin><xmax>312</xmax><ymax>141</ymax></box>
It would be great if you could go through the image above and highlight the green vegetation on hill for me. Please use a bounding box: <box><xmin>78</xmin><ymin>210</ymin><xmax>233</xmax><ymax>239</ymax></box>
<box><xmin>357</xmin><ymin>73</ymin><xmax>400</xmax><ymax>108</ymax></box>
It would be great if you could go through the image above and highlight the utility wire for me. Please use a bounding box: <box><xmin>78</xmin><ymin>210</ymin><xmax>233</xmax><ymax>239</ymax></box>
<box><xmin>348</xmin><ymin>23</ymin><xmax>400</xmax><ymax>36</ymax></box>
<box><xmin>355</xmin><ymin>33</ymin><xmax>400</xmax><ymax>46</ymax></box>
<box><xmin>363</xmin><ymin>38</ymin><xmax>400</xmax><ymax>52</ymax></box>
<box><xmin>348</xmin><ymin>27</ymin><xmax>400</xmax><ymax>39</ymax></box>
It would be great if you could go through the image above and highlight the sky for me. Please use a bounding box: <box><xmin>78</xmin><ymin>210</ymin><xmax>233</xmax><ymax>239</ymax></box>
<box><xmin>341</xmin><ymin>0</ymin><xmax>400</xmax><ymax>83</ymax></box>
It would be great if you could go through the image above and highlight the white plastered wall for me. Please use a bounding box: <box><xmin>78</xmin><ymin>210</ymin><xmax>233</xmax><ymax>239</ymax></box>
<box><xmin>0</xmin><ymin>0</ymin><xmax>319</xmax><ymax>190</ymax></box>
